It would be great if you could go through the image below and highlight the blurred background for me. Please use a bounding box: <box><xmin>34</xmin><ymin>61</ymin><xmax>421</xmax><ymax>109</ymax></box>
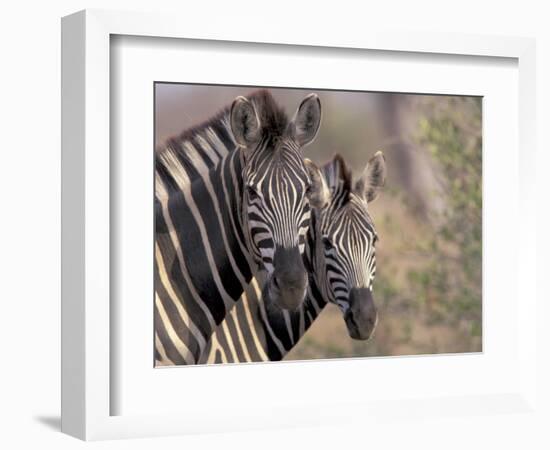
<box><xmin>155</xmin><ymin>83</ymin><xmax>482</xmax><ymax>359</ymax></box>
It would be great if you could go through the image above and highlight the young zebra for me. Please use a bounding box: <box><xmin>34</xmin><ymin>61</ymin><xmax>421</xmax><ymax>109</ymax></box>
<box><xmin>155</xmin><ymin>91</ymin><xmax>329</xmax><ymax>365</ymax></box>
<box><xmin>198</xmin><ymin>153</ymin><xmax>386</xmax><ymax>364</ymax></box>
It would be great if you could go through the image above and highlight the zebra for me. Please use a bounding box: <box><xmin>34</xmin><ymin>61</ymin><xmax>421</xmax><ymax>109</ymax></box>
<box><xmin>198</xmin><ymin>152</ymin><xmax>387</xmax><ymax>364</ymax></box>
<box><xmin>155</xmin><ymin>90</ymin><xmax>330</xmax><ymax>365</ymax></box>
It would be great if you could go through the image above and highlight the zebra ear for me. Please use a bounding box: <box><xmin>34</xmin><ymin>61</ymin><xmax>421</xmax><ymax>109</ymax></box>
<box><xmin>290</xmin><ymin>94</ymin><xmax>322</xmax><ymax>147</ymax></box>
<box><xmin>305</xmin><ymin>159</ymin><xmax>331</xmax><ymax>209</ymax></box>
<box><xmin>355</xmin><ymin>151</ymin><xmax>387</xmax><ymax>203</ymax></box>
<box><xmin>323</xmin><ymin>154</ymin><xmax>351</xmax><ymax>195</ymax></box>
<box><xmin>230</xmin><ymin>96</ymin><xmax>261</xmax><ymax>147</ymax></box>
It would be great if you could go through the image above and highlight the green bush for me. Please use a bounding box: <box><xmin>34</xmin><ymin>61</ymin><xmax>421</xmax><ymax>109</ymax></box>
<box><xmin>410</xmin><ymin>97</ymin><xmax>482</xmax><ymax>342</ymax></box>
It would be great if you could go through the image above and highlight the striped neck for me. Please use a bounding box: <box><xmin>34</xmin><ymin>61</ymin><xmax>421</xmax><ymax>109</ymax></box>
<box><xmin>155</xmin><ymin>150</ymin><xmax>257</xmax><ymax>364</ymax></box>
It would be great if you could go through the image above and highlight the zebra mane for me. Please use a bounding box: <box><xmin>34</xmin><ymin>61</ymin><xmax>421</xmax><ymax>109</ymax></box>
<box><xmin>156</xmin><ymin>89</ymin><xmax>289</xmax><ymax>156</ymax></box>
<box><xmin>322</xmin><ymin>154</ymin><xmax>352</xmax><ymax>203</ymax></box>
<box><xmin>155</xmin><ymin>90</ymin><xmax>290</xmax><ymax>195</ymax></box>
<box><xmin>248</xmin><ymin>89</ymin><xmax>289</xmax><ymax>141</ymax></box>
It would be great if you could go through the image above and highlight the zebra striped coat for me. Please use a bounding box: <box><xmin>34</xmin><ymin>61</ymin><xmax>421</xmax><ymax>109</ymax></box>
<box><xmin>156</xmin><ymin>126</ymin><xmax>386</xmax><ymax>364</ymax></box>
<box><xmin>154</xmin><ymin>90</ymin><xmax>328</xmax><ymax>365</ymax></box>
<box><xmin>198</xmin><ymin>154</ymin><xmax>385</xmax><ymax>364</ymax></box>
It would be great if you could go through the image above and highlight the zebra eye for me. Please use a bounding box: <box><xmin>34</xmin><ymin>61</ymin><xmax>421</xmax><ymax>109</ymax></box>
<box><xmin>322</xmin><ymin>236</ymin><xmax>333</xmax><ymax>251</ymax></box>
<box><xmin>247</xmin><ymin>185</ymin><xmax>260</xmax><ymax>201</ymax></box>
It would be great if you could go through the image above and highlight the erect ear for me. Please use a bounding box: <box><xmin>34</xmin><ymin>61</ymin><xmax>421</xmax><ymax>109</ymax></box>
<box><xmin>290</xmin><ymin>94</ymin><xmax>322</xmax><ymax>147</ymax></box>
<box><xmin>323</xmin><ymin>154</ymin><xmax>351</xmax><ymax>195</ymax></box>
<box><xmin>355</xmin><ymin>151</ymin><xmax>387</xmax><ymax>203</ymax></box>
<box><xmin>305</xmin><ymin>159</ymin><xmax>331</xmax><ymax>209</ymax></box>
<box><xmin>230</xmin><ymin>96</ymin><xmax>261</xmax><ymax>147</ymax></box>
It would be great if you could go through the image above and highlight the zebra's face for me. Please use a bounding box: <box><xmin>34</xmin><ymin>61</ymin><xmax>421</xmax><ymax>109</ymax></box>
<box><xmin>231</xmin><ymin>93</ymin><xmax>329</xmax><ymax>310</ymax></box>
<box><xmin>319</xmin><ymin>153</ymin><xmax>386</xmax><ymax>340</ymax></box>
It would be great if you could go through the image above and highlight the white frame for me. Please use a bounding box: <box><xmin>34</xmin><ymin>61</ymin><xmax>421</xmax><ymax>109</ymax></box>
<box><xmin>61</xmin><ymin>9</ymin><xmax>537</xmax><ymax>441</ymax></box>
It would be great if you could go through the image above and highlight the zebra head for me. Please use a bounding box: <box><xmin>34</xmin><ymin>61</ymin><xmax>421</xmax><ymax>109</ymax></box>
<box><xmin>317</xmin><ymin>152</ymin><xmax>387</xmax><ymax>340</ymax></box>
<box><xmin>230</xmin><ymin>91</ymin><xmax>328</xmax><ymax>311</ymax></box>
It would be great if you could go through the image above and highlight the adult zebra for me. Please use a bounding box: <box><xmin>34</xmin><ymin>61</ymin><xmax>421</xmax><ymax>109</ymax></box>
<box><xmin>198</xmin><ymin>153</ymin><xmax>386</xmax><ymax>364</ymax></box>
<box><xmin>155</xmin><ymin>90</ymin><xmax>329</xmax><ymax>365</ymax></box>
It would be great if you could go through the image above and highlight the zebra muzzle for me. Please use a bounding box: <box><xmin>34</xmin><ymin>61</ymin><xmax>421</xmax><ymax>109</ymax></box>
<box><xmin>265</xmin><ymin>246</ymin><xmax>308</xmax><ymax>310</ymax></box>
<box><xmin>344</xmin><ymin>288</ymin><xmax>378</xmax><ymax>340</ymax></box>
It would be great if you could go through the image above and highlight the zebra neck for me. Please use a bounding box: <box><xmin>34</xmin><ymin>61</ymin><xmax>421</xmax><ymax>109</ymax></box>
<box><xmin>155</xmin><ymin>150</ymin><xmax>256</xmax><ymax>364</ymax></box>
<box><xmin>188</xmin><ymin>149</ymin><xmax>257</xmax><ymax>307</ymax></box>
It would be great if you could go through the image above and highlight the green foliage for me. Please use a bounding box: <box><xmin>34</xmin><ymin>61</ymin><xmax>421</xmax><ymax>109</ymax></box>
<box><xmin>409</xmin><ymin>97</ymin><xmax>482</xmax><ymax>343</ymax></box>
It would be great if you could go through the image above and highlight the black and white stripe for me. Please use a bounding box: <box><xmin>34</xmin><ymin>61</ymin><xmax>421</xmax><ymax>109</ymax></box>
<box><xmin>242</xmin><ymin>136</ymin><xmax>312</xmax><ymax>270</ymax></box>
<box><xmin>199</xmin><ymin>154</ymin><xmax>386</xmax><ymax>363</ymax></box>
<box><xmin>155</xmin><ymin>90</ymin><xmax>323</xmax><ymax>365</ymax></box>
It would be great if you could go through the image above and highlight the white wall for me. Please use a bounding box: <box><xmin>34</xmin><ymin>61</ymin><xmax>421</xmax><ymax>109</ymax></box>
<box><xmin>0</xmin><ymin>1</ymin><xmax>548</xmax><ymax>449</ymax></box>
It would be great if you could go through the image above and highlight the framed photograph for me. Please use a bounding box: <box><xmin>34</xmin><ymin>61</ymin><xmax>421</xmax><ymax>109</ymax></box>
<box><xmin>152</xmin><ymin>82</ymin><xmax>483</xmax><ymax>367</ymax></box>
<box><xmin>61</xmin><ymin>9</ymin><xmax>537</xmax><ymax>440</ymax></box>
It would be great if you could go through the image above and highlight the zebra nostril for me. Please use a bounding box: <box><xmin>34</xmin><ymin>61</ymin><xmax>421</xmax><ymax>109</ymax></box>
<box><xmin>345</xmin><ymin>312</ymin><xmax>359</xmax><ymax>330</ymax></box>
<box><xmin>272</xmin><ymin>276</ymin><xmax>280</xmax><ymax>290</ymax></box>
